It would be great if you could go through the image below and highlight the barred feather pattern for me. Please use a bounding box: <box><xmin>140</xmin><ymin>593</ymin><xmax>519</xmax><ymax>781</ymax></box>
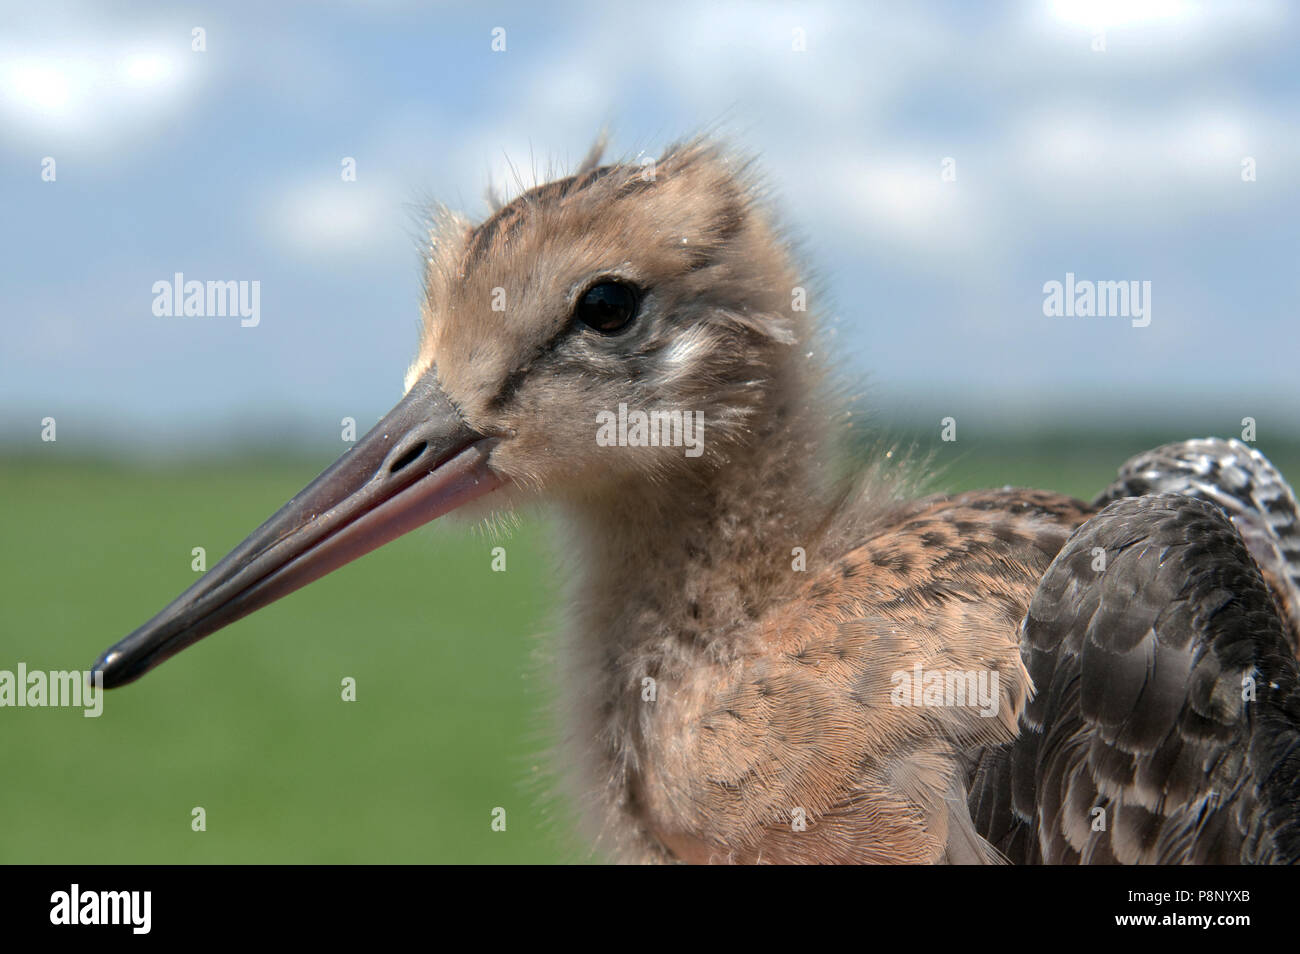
<box><xmin>1094</xmin><ymin>438</ymin><xmax>1300</xmax><ymax>651</ymax></box>
<box><xmin>969</xmin><ymin>494</ymin><xmax>1300</xmax><ymax>864</ymax></box>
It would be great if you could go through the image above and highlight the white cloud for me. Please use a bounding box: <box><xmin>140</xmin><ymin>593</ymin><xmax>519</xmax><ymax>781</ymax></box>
<box><xmin>1009</xmin><ymin>101</ymin><xmax>1298</xmax><ymax>213</ymax></box>
<box><xmin>1030</xmin><ymin>0</ymin><xmax>1290</xmax><ymax>69</ymax></box>
<box><xmin>1050</xmin><ymin>0</ymin><xmax>1189</xmax><ymax>31</ymax></box>
<box><xmin>0</xmin><ymin>32</ymin><xmax>196</xmax><ymax>148</ymax></box>
<box><xmin>263</xmin><ymin>179</ymin><xmax>405</xmax><ymax>259</ymax></box>
<box><xmin>821</xmin><ymin>157</ymin><xmax>982</xmax><ymax>250</ymax></box>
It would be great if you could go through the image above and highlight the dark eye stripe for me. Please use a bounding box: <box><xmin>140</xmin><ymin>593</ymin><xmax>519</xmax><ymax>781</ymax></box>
<box><xmin>488</xmin><ymin>279</ymin><xmax>641</xmax><ymax>410</ymax></box>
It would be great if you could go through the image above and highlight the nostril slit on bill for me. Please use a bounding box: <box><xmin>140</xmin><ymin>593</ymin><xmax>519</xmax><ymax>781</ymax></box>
<box><xmin>388</xmin><ymin>441</ymin><xmax>428</xmax><ymax>475</ymax></box>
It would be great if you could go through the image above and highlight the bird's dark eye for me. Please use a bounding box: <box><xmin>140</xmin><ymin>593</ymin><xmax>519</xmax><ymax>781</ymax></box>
<box><xmin>574</xmin><ymin>280</ymin><xmax>639</xmax><ymax>334</ymax></box>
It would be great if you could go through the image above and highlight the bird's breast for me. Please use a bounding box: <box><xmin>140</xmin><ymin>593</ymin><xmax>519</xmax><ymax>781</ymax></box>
<box><xmin>617</xmin><ymin>489</ymin><xmax>1092</xmax><ymax>863</ymax></box>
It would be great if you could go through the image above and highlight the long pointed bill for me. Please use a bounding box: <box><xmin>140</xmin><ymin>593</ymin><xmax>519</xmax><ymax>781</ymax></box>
<box><xmin>92</xmin><ymin>372</ymin><xmax>501</xmax><ymax>688</ymax></box>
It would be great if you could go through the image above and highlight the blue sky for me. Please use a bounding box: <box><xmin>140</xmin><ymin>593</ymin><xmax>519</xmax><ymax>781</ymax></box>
<box><xmin>3</xmin><ymin>0</ymin><xmax>1297</xmax><ymax>452</ymax></box>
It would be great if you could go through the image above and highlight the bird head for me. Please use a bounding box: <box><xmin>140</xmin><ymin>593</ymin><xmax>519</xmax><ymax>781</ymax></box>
<box><xmin>414</xmin><ymin>139</ymin><xmax>804</xmax><ymax>505</ymax></box>
<box><xmin>93</xmin><ymin>138</ymin><xmax>808</xmax><ymax>687</ymax></box>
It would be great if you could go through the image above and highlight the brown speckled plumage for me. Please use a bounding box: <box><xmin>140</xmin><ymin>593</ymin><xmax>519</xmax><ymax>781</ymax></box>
<box><xmin>623</xmin><ymin>489</ymin><xmax>1093</xmax><ymax>863</ymax></box>
<box><xmin>98</xmin><ymin>136</ymin><xmax>1300</xmax><ymax>864</ymax></box>
<box><xmin>413</xmin><ymin>139</ymin><xmax>1300</xmax><ymax>864</ymax></box>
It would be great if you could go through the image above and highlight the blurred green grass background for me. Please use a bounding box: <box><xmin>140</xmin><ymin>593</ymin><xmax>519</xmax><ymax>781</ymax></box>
<box><xmin>3</xmin><ymin>431</ymin><xmax>1297</xmax><ymax>863</ymax></box>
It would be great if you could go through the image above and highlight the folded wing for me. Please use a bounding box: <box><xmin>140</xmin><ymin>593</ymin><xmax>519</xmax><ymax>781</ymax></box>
<box><xmin>972</xmin><ymin>493</ymin><xmax>1300</xmax><ymax>863</ymax></box>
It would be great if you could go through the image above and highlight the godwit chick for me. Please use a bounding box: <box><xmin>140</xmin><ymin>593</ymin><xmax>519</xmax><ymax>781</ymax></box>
<box><xmin>94</xmin><ymin>139</ymin><xmax>1300</xmax><ymax>864</ymax></box>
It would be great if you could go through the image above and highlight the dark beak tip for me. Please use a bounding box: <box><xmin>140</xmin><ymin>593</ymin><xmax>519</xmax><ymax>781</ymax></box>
<box><xmin>90</xmin><ymin>649</ymin><xmax>137</xmax><ymax>689</ymax></box>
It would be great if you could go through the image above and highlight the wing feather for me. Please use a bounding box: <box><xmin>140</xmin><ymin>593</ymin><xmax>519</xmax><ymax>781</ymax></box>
<box><xmin>973</xmin><ymin>494</ymin><xmax>1300</xmax><ymax>864</ymax></box>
